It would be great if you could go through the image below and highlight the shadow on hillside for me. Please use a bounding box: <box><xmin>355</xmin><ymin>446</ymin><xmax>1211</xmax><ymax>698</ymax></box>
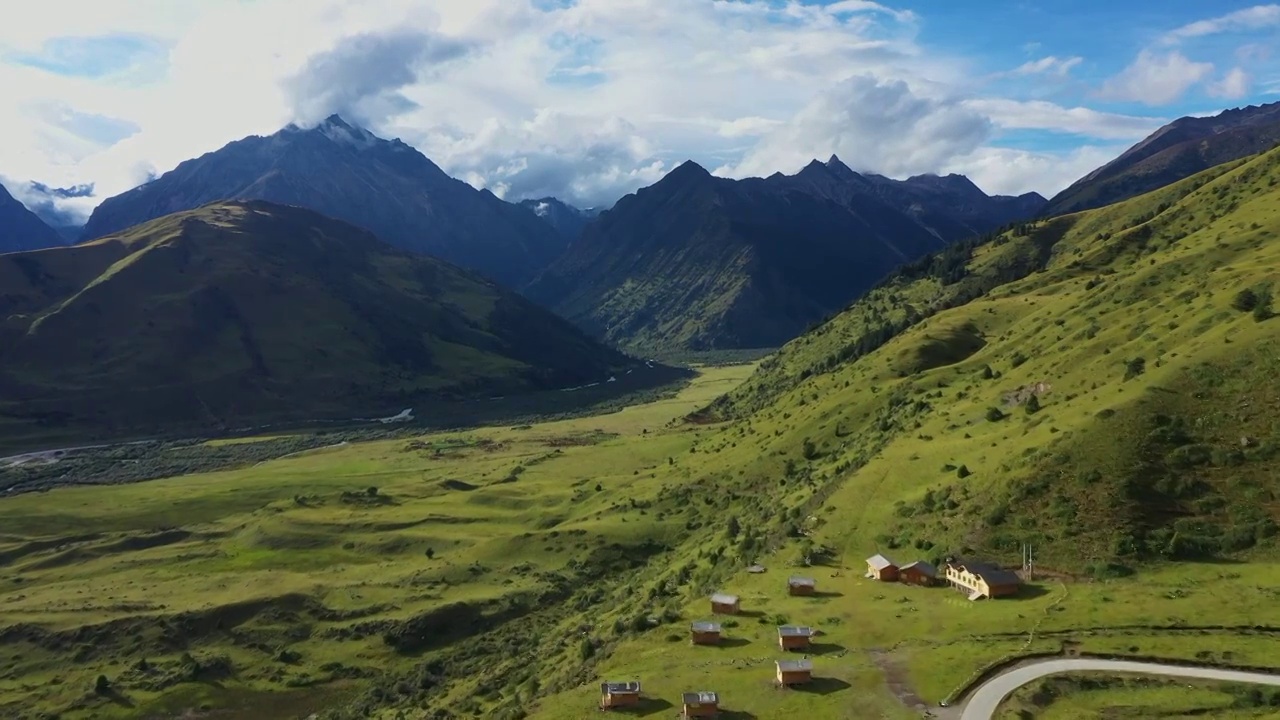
<box><xmin>809</xmin><ymin>590</ymin><xmax>844</xmax><ymax>599</ymax></box>
<box><xmin>718</xmin><ymin>711</ymin><xmax>758</xmax><ymax>719</ymax></box>
<box><xmin>711</xmin><ymin>637</ymin><xmax>752</xmax><ymax>649</ymax></box>
<box><xmin>1009</xmin><ymin>584</ymin><xmax>1051</xmax><ymax>601</ymax></box>
<box><xmin>804</xmin><ymin>642</ymin><xmax>845</xmax><ymax>656</ymax></box>
<box><xmin>614</xmin><ymin>698</ymin><xmax>673</xmax><ymax>716</ymax></box>
<box><xmin>792</xmin><ymin>677</ymin><xmax>852</xmax><ymax>696</ymax></box>
<box><xmin>735</xmin><ymin>610</ymin><xmax>765</xmax><ymax>619</ymax></box>
<box><xmin>104</xmin><ymin>690</ymin><xmax>135</xmax><ymax>708</ymax></box>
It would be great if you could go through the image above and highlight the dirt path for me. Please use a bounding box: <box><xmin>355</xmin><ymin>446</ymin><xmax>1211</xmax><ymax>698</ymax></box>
<box><xmin>870</xmin><ymin>649</ymin><xmax>933</xmax><ymax>715</ymax></box>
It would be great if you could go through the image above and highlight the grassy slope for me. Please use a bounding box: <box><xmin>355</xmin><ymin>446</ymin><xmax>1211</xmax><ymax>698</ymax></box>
<box><xmin>0</xmin><ymin>366</ymin><xmax>752</xmax><ymax>720</ymax></box>
<box><xmin>996</xmin><ymin>675</ymin><xmax>1280</xmax><ymax>719</ymax></box>
<box><xmin>0</xmin><ymin>201</ymin><xmax>633</xmax><ymax>446</ymax></box>
<box><xmin>5</xmin><ymin>150</ymin><xmax>1280</xmax><ymax>720</ymax></box>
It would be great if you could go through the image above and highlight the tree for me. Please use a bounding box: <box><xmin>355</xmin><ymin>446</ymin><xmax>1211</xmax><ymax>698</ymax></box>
<box><xmin>1232</xmin><ymin>288</ymin><xmax>1260</xmax><ymax>312</ymax></box>
<box><xmin>726</xmin><ymin>516</ymin><xmax>741</xmax><ymax>538</ymax></box>
<box><xmin>366</xmin><ymin>486</ymin><xmax>379</xmax><ymax>497</ymax></box>
<box><xmin>1123</xmin><ymin>357</ymin><xmax>1146</xmax><ymax>381</ymax></box>
<box><xmin>802</xmin><ymin>438</ymin><xmax>818</xmax><ymax>460</ymax></box>
<box><xmin>985</xmin><ymin>407</ymin><xmax>1006</xmax><ymax>422</ymax></box>
<box><xmin>956</xmin><ymin>465</ymin><xmax>972</xmax><ymax>479</ymax></box>
<box><xmin>981</xmin><ymin>364</ymin><xmax>994</xmax><ymax>380</ymax></box>
<box><xmin>1024</xmin><ymin>395</ymin><xmax>1041</xmax><ymax>415</ymax></box>
<box><xmin>1253</xmin><ymin>291</ymin><xmax>1274</xmax><ymax>322</ymax></box>
<box><xmin>425</xmin><ymin>547</ymin><xmax>435</xmax><ymax>559</ymax></box>
<box><xmin>95</xmin><ymin>675</ymin><xmax>112</xmax><ymax>695</ymax></box>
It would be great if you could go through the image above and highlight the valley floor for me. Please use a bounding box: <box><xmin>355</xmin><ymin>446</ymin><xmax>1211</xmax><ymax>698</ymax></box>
<box><xmin>2</xmin><ymin>363</ymin><xmax>1280</xmax><ymax>719</ymax></box>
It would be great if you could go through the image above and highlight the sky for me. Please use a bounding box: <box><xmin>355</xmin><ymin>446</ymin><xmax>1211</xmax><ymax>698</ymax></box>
<box><xmin>2</xmin><ymin>0</ymin><xmax>1279</xmax><ymax>223</ymax></box>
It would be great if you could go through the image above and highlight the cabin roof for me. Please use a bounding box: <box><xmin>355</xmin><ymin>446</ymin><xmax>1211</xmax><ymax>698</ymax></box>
<box><xmin>777</xmin><ymin>659</ymin><xmax>814</xmax><ymax>672</ymax></box>
<box><xmin>682</xmin><ymin>691</ymin><xmax>719</xmax><ymax>704</ymax></box>
<box><xmin>949</xmin><ymin>559</ymin><xmax>1020</xmax><ymax>585</ymax></box>
<box><xmin>691</xmin><ymin>621</ymin><xmax>722</xmax><ymax>632</ymax></box>
<box><xmin>778</xmin><ymin>625</ymin><xmax>814</xmax><ymax>637</ymax></box>
<box><xmin>788</xmin><ymin>575</ymin><xmax>816</xmax><ymax>586</ymax></box>
<box><xmin>901</xmin><ymin>560</ymin><xmax>938</xmax><ymax>577</ymax></box>
<box><xmin>866</xmin><ymin>553</ymin><xmax>897</xmax><ymax>570</ymax></box>
<box><xmin>710</xmin><ymin>592</ymin><xmax>739</xmax><ymax>604</ymax></box>
<box><xmin>600</xmin><ymin>681</ymin><xmax>641</xmax><ymax>694</ymax></box>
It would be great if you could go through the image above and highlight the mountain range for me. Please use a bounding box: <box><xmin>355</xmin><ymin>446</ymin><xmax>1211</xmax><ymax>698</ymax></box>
<box><xmin>525</xmin><ymin>157</ymin><xmax>1045</xmax><ymax>353</ymax></box>
<box><xmin>0</xmin><ymin>200</ymin><xmax>634</xmax><ymax>439</ymax></box>
<box><xmin>79</xmin><ymin>116</ymin><xmax>564</xmax><ymax>288</ymax></box>
<box><xmin>0</xmin><ymin>183</ymin><xmax>65</xmax><ymax>254</ymax></box>
<box><xmin>518</xmin><ymin>197</ymin><xmax>602</xmax><ymax>244</ymax></box>
<box><xmin>1044</xmin><ymin>100</ymin><xmax>1280</xmax><ymax>216</ymax></box>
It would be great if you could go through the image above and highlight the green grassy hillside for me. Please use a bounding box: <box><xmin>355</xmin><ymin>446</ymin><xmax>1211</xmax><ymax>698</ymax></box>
<box><xmin>0</xmin><ymin>201</ymin><xmax>638</xmax><ymax>447</ymax></box>
<box><xmin>3</xmin><ymin>149</ymin><xmax>1280</xmax><ymax>720</ymax></box>
<box><xmin>705</xmin><ymin>147</ymin><xmax>1280</xmax><ymax>568</ymax></box>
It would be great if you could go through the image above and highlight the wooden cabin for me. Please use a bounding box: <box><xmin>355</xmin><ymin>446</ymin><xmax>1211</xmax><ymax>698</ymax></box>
<box><xmin>682</xmin><ymin>691</ymin><xmax>720</xmax><ymax>718</ymax></box>
<box><xmin>787</xmin><ymin>575</ymin><xmax>816</xmax><ymax>596</ymax></box>
<box><xmin>865</xmin><ymin>553</ymin><xmax>899</xmax><ymax>581</ymax></box>
<box><xmin>710</xmin><ymin>592</ymin><xmax>740</xmax><ymax>615</ymax></box>
<box><xmin>690</xmin><ymin>620</ymin><xmax>722</xmax><ymax>645</ymax></box>
<box><xmin>943</xmin><ymin>559</ymin><xmax>1021</xmax><ymax>600</ymax></box>
<box><xmin>776</xmin><ymin>658</ymin><xmax>813</xmax><ymax>686</ymax></box>
<box><xmin>899</xmin><ymin>560</ymin><xmax>938</xmax><ymax>587</ymax></box>
<box><xmin>777</xmin><ymin>625</ymin><xmax>813</xmax><ymax>651</ymax></box>
<box><xmin>599</xmin><ymin>681</ymin><xmax>641</xmax><ymax>709</ymax></box>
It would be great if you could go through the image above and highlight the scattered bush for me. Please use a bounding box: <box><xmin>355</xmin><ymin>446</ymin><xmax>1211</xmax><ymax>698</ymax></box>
<box><xmin>985</xmin><ymin>407</ymin><xmax>1006</xmax><ymax>422</ymax></box>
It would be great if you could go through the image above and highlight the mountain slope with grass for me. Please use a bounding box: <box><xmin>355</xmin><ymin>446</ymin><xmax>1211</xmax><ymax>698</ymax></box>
<box><xmin>1044</xmin><ymin>101</ymin><xmax>1280</xmax><ymax>217</ymax></box>
<box><xmin>525</xmin><ymin>159</ymin><xmax>1041</xmax><ymax>354</ymax></box>
<box><xmin>0</xmin><ymin>183</ymin><xmax>65</xmax><ymax>254</ymax></box>
<box><xmin>79</xmin><ymin>116</ymin><xmax>563</xmax><ymax>287</ymax></box>
<box><xmin>707</xmin><ymin>145</ymin><xmax>1280</xmax><ymax>568</ymax></box>
<box><xmin>0</xmin><ymin>200</ymin><xmax>636</xmax><ymax>442</ymax></box>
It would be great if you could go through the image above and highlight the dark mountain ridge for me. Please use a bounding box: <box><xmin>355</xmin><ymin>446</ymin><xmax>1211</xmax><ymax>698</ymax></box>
<box><xmin>525</xmin><ymin>158</ymin><xmax>1043</xmax><ymax>353</ymax></box>
<box><xmin>79</xmin><ymin>116</ymin><xmax>563</xmax><ymax>287</ymax></box>
<box><xmin>0</xmin><ymin>200</ymin><xmax>636</xmax><ymax>440</ymax></box>
<box><xmin>0</xmin><ymin>183</ymin><xmax>66</xmax><ymax>254</ymax></box>
<box><xmin>1044</xmin><ymin>100</ymin><xmax>1280</xmax><ymax>216</ymax></box>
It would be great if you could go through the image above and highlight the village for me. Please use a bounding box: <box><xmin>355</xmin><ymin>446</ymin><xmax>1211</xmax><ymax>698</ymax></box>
<box><xmin>597</xmin><ymin>554</ymin><xmax>1025</xmax><ymax>717</ymax></box>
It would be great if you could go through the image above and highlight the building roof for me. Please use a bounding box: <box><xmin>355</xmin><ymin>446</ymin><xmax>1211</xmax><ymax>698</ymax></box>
<box><xmin>682</xmin><ymin>691</ymin><xmax>719</xmax><ymax>704</ymax></box>
<box><xmin>776</xmin><ymin>659</ymin><xmax>814</xmax><ymax>672</ymax></box>
<box><xmin>778</xmin><ymin>625</ymin><xmax>814</xmax><ymax>637</ymax></box>
<box><xmin>691</xmin><ymin>621</ymin><xmax>722</xmax><ymax>633</ymax></box>
<box><xmin>866</xmin><ymin>553</ymin><xmax>898</xmax><ymax>570</ymax></box>
<box><xmin>710</xmin><ymin>592</ymin><xmax>739</xmax><ymax>604</ymax></box>
<box><xmin>600</xmin><ymin>681</ymin><xmax>641</xmax><ymax>694</ymax></box>
<box><xmin>950</xmin><ymin>559</ymin><xmax>1021</xmax><ymax>586</ymax></box>
<box><xmin>747</xmin><ymin>564</ymin><xmax>767</xmax><ymax>573</ymax></box>
<box><xmin>900</xmin><ymin>560</ymin><xmax>938</xmax><ymax>577</ymax></box>
<box><xmin>788</xmin><ymin>575</ymin><xmax>816</xmax><ymax>586</ymax></box>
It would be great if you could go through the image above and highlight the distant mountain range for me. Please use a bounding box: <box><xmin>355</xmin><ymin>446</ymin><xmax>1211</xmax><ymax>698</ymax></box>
<box><xmin>0</xmin><ymin>201</ymin><xmax>635</xmax><ymax>438</ymax></box>
<box><xmin>518</xmin><ymin>197</ymin><xmax>602</xmax><ymax>244</ymax></box>
<box><xmin>0</xmin><ymin>183</ymin><xmax>65</xmax><ymax>254</ymax></box>
<box><xmin>79</xmin><ymin>116</ymin><xmax>564</xmax><ymax>288</ymax></box>
<box><xmin>1045</xmin><ymin>100</ymin><xmax>1280</xmax><ymax>216</ymax></box>
<box><xmin>524</xmin><ymin>157</ymin><xmax>1045</xmax><ymax>353</ymax></box>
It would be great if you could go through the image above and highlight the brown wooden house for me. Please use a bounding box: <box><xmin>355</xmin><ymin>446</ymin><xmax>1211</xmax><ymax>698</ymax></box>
<box><xmin>710</xmin><ymin>592</ymin><xmax>740</xmax><ymax>615</ymax></box>
<box><xmin>866</xmin><ymin>553</ymin><xmax>899</xmax><ymax>581</ymax></box>
<box><xmin>690</xmin><ymin>620</ymin><xmax>722</xmax><ymax>645</ymax></box>
<box><xmin>682</xmin><ymin>691</ymin><xmax>719</xmax><ymax>718</ymax></box>
<box><xmin>599</xmin><ymin>681</ymin><xmax>641</xmax><ymax>709</ymax></box>
<box><xmin>777</xmin><ymin>625</ymin><xmax>813</xmax><ymax>651</ymax></box>
<box><xmin>899</xmin><ymin>560</ymin><xmax>938</xmax><ymax>587</ymax></box>
<box><xmin>943</xmin><ymin>559</ymin><xmax>1021</xmax><ymax>600</ymax></box>
<box><xmin>776</xmin><ymin>658</ymin><xmax>813</xmax><ymax>686</ymax></box>
<box><xmin>787</xmin><ymin>575</ymin><xmax>816</xmax><ymax>596</ymax></box>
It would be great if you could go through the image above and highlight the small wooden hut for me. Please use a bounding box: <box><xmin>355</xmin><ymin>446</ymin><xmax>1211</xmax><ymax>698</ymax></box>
<box><xmin>690</xmin><ymin>620</ymin><xmax>722</xmax><ymax>645</ymax></box>
<box><xmin>682</xmin><ymin>691</ymin><xmax>720</xmax><ymax>718</ymax></box>
<box><xmin>777</xmin><ymin>625</ymin><xmax>814</xmax><ymax>651</ymax></box>
<box><xmin>787</xmin><ymin>576</ymin><xmax>816</xmax><ymax>596</ymax></box>
<box><xmin>776</xmin><ymin>658</ymin><xmax>813</xmax><ymax>686</ymax></box>
<box><xmin>599</xmin><ymin>681</ymin><xmax>641</xmax><ymax>709</ymax></box>
<box><xmin>710</xmin><ymin>592</ymin><xmax>740</xmax><ymax>615</ymax></box>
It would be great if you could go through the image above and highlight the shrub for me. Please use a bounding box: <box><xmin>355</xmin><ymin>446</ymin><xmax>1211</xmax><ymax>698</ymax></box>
<box><xmin>1253</xmin><ymin>291</ymin><xmax>1274</xmax><ymax>322</ymax></box>
<box><xmin>1123</xmin><ymin>357</ymin><xmax>1146</xmax><ymax>381</ymax></box>
<box><xmin>95</xmin><ymin>675</ymin><xmax>111</xmax><ymax>695</ymax></box>
<box><xmin>1232</xmin><ymin>288</ymin><xmax>1259</xmax><ymax>312</ymax></box>
<box><xmin>1024</xmin><ymin>395</ymin><xmax>1041</xmax><ymax>415</ymax></box>
<box><xmin>956</xmin><ymin>465</ymin><xmax>972</xmax><ymax>479</ymax></box>
<box><xmin>985</xmin><ymin>407</ymin><xmax>1006</xmax><ymax>422</ymax></box>
<box><xmin>1010</xmin><ymin>352</ymin><xmax>1028</xmax><ymax>368</ymax></box>
<box><xmin>366</xmin><ymin>486</ymin><xmax>378</xmax><ymax>497</ymax></box>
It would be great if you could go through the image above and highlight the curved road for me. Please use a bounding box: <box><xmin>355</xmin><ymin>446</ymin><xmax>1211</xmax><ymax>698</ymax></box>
<box><xmin>958</xmin><ymin>658</ymin><xmax>1280</xmax><ymax>719</ymax></box>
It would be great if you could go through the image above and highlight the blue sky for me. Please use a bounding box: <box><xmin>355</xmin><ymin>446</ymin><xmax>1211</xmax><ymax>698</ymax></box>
<box><xmin>0</xmin><ymin>0</ymin><xmax>1277</xmax><ymax>218</ymax></box>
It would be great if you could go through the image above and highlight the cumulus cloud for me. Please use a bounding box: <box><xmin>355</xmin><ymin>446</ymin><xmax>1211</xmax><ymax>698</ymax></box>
<box><xmin>283</xmin><ymin>30</ymin><xmax>474</xmax><ymax>127</ymax></box>
<box><xmin>945</xmin><ymin>145</ymin><xmax>1126</xmax><ymax>198</ymax></box>
<box><xmin>1208</xmin><ymin>67</ymin><xmax>1252</xmax><ymax>100</ymax></box>
<box><xmin>725</xmin><ymin>75</ymin><xmax>991</xmax><ymax>180</ymax></box>
<box><xmin>1097</xmin><ymin>50</ymin><xmax>1214</xmax><ymax>105</ymax></box>
<box><xmin>1161</xmin><ymin>4</ymin><xmax>1280</xmax><ymax>44</ymax></box>
<box><xmin>1011</xmin><ymin>56</ymin><xmax>1083</xmax><ymax>78</ymax></box>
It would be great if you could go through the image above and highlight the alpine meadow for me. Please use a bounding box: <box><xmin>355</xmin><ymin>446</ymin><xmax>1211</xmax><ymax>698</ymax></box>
<box><xmin>4</xmin><ymin>3</ymin><xmax>1280</xmax><ymax>719</ymax></box>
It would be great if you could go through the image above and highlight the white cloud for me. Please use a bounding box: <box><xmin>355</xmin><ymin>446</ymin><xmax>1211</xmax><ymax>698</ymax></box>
<box><xmin>1208</xmin><ymin>67</ymin><xmax>1252</xmax><ymax>100</ymax></box>
<box><xmin>1161</xmin><ymin>4</ymin><xmax>1280</xmax><ymax>44</ymax></box>
<box><xmin>1097</xmin><ymin>50</ymin><xmax>1214</xmax><ymax>105</ymax></box>
<box><xmin>717</xmin><ymin>116</ymin><xmax>784</xmax><ymax>138</ymax></box>
<box><xmin>966</xmin><ymin>99</ymin><xmax>1164</xmax><ymax>140</ymax></box>
<box><xmin>1011</xmin><ymin>55</ymin><xmax>1083</xmax><ymax>78</ymax></box>
<box><xmin>946</xmin><ymin>145</ymin><xmax>1127</xmax><ymax>198</ymax></box>
<box><xmin>724</xmin><ymin>75</ymin><xmax>991</xmax><ymax>180</ymax></box>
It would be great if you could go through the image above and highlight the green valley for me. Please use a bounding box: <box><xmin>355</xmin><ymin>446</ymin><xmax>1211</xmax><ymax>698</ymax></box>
<box><xmin>2</xmin><ymin>145</ymin><xmax>1280</xmax><ymax>720</ymax></box>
